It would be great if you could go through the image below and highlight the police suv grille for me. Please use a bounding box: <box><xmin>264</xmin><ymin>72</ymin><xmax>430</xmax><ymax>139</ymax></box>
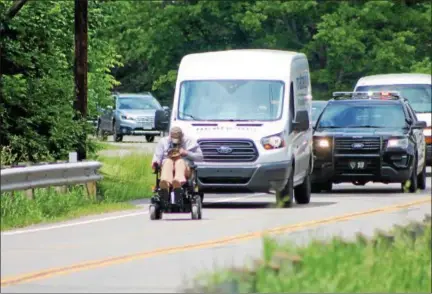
<box><xmin>334</xmin><ymin>137</ymin><xmax>381</xmax><ymax>153</ymax></box>
<box><xmin>198</xmin><ymin>139</ymin><xmax>258</xmax><ymax>162</ymax></box>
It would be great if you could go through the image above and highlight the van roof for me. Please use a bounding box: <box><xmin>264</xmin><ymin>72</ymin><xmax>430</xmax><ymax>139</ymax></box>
<box><xmin>356</xmin><ymin>73</ymin><xmax>431</xmax><ymax>86</ymax></box>
<box><xmin>178</xmin><ymin>49</ymin><xmax>307</xmax><ymax>80</ymax></box>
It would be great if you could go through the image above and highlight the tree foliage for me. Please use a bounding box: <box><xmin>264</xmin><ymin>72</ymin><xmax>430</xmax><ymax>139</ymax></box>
<box><xmin>1</xmin><ymin>0</ymin><xmax>430</xmax><ymax>162</ymax></box>
<box><xmin>1</xmin><ymin>0</ymin><xmax>120</xmax><ymax>162</ymax></box>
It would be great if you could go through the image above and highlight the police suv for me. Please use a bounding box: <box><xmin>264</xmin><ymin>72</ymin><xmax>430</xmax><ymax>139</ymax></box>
<box><xmin>311</xmin><ymin>91</ymin><xmax>428</xmax><ymax>193</ymax></box>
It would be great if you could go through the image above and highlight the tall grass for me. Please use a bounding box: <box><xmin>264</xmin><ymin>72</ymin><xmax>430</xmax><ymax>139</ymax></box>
<box><xmin>1</xmin><ymin>153</ymin><xmax>155</xmax><ymax>230</ymax></box>
<box><xmin>188</xmin><ymin>218</ymin><xmax>432</xmax><ymax>293</ymax></box>
<box><xmin>98</xmin><ymin>153</ymin><xmax>154</xmax><ymax>202</ymax></box>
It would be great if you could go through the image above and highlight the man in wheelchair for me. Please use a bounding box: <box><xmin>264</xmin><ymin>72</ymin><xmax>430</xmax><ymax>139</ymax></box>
<box><xmin>151</xmin><ymin>126</ymin><xmax>203</xmax><ymax>208</ymax></box>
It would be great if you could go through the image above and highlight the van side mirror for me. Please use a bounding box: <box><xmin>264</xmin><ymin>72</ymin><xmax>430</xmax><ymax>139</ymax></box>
<box><xmin>412</xmin><ymin>121</ymin><xmax>427</xmax><ymax>129</ymax></box>
<box><xmin>292</xmin><ymin>110</ymin><xmax>310</xmax><ymax>132</ymax></box>
<box><xmin>155</xmin><ymin>109</ymin><xmax>170</xmax><ymax>131</ymax></box>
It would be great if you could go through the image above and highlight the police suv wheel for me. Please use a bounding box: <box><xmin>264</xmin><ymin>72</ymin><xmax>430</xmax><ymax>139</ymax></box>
<box><xmin>417</xmin><ymin>163</ymin><xmax>427</xmax><ymax>190</ymax></box>
<box><xmin>402</xmin><ymin>158</ymin><xmax>418</xmax><ymax>193</ymax></box>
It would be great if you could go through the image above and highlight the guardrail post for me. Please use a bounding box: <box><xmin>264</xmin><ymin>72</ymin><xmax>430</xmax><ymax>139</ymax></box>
<box><xmin>85</xmin><ymin>181</ymin><xmax>97</xmax><ymax>199</ymax></box>
<box><xmin>25</xmin><ymin>189</ymin><xmax>34</xmax><ymax>200</ymax></box>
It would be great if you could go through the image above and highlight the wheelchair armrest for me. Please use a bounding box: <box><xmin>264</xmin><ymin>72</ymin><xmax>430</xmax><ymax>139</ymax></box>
<box><xmin>153</xmin><ymin>166</ymin><xmax>161</xmax><ymax>174</ymax></box>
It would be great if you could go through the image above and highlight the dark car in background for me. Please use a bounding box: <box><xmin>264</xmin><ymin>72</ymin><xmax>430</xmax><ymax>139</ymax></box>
<box><xmin>312</xmin><ymin>91</ymin><xmax>428</xmax><ymax>193</ymax></box>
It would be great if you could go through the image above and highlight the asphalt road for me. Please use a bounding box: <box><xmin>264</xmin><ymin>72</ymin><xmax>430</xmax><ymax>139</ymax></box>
<box><xmin>1</xmin><ymin>179</ymin><xmax>431</xmax><ymax>293</ymax></box>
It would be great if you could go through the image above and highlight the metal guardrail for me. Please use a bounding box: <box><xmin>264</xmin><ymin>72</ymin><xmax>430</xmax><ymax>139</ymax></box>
<box><xmin>0</xmin><ymin>161</ymin><xmax>103</xmax><ymax>192</ymax></box>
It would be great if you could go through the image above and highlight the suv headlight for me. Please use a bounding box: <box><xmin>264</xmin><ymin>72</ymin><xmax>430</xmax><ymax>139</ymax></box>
<box><xmin>387</xmin><ymin>138</ymin><xmax>408</xmax><ymax>149</ymax></box>
<box><xmin>120</xmin><ymin>114</ymin><xmax>135</xmax><ymax>121</ymax></box>
<box><xmin>261</xmin><ymin>133</ymin><xmax>285</xmax><ymax>150</ymax></box>
<box><xmin>314</xmin><ymin>138</ymin><xmax>331</xmax><ymax>148</ymax></box>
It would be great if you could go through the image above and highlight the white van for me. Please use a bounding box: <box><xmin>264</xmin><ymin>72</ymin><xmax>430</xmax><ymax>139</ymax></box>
<box><xmin>155</xmin><ymin>49</ymin><xmax>313</xmax><ymax>207</ymax></box>
<box><xmin>354</xmin><ymin>73</ymin><xmax>431</xmax><ymax>164</ymax></box>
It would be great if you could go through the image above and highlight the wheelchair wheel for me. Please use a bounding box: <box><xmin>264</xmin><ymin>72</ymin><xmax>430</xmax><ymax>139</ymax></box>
<box><xmin>149</xmin><ymin>204</ymin><xmax>162</xmax><ymax>220</ymax></box>
<box><xmin>191</xmin><ymin>196</ymin><xmax>202</xmax><ymax>220</ymax></box>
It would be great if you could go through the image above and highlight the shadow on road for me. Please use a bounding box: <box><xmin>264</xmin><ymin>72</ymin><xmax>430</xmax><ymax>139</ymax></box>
<box><xmin>317</xmin><ymin>186</ymin><xmax>431</xmax><ymax>197</ymax></box>
<box><xmin>203</xmin><ymin>201</ymin><xmax>336</xmax><ymax>209</ymax></box>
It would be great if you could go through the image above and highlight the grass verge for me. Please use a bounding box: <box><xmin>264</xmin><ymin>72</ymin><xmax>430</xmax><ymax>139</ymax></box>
<box><xmin>0</xmin><ymin>187</ymin><xmax>135</xmax><ymax>231</ymax></box>
<box><xmin>187</xmin><ymin>216</ymin><xmax>432</xmax><ymax>293</ymax></box>
<box><xmin>98</xmin><ymin>153</ymin><xmax>154</xmax><ymax>202</ymax></box>
<box><xmin>1</xmin><ymin>153</ymin><xmax>154</xmax><ymax>231</ymax></box>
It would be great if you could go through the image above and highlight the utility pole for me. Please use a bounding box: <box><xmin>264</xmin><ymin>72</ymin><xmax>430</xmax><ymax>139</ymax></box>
<box><xmin>74</xmin><ymin>0</ymin><xmax>88</xmax><ymax>161</ymax></box>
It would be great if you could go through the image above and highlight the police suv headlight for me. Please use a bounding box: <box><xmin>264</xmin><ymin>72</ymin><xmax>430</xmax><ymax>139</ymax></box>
<box><xmin>261</xmin><ymin>133</ymin><xmax>285</xmax><ymax>150</ymax></box>
<box><xmin>316</xmin><ymin>138</ymin><xmax>330</xmax><ymax>148</ymax></box>
<box><xmin>387</xmin><ymin>138</ymin><xmax>409</xmax><ymax>149</ymax></box>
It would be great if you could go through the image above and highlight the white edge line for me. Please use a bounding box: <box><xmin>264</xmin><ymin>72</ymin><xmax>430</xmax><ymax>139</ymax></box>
<box><xmin>1</xmin><ymin>193</ymin><xmax>265</xmax><ymax>236</ymax></box>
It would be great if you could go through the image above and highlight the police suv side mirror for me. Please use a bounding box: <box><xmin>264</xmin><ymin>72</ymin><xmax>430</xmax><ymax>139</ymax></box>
<box><xmin>293</xmin><ymin>110</ymin><xmax>310</xmax><ymax>132</ymax></box>
<box><xmin>412</xmin><ymin>121</ymin><xmax>427</xmax><ymax>129</ymax></box>
<box><xmin>155</xmin><ymin>109</ymin><xmax>170</xmax><ymax>131</ymax></box>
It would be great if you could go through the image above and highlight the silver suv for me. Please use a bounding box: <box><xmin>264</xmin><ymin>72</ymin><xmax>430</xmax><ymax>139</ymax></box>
<box><xmin>96</xmin><ymin>92</ymin><xmax>170</xmax><ymax>142</ymax></box>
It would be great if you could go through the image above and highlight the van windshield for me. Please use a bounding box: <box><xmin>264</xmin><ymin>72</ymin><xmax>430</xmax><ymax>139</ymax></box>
<box><xmin>356</xmin><ymin>84</ymin><xmax>431</xmax><ymax>113</ymax></box>
<box><xmin>177</xmin><ymin>80</ymin><xmax>285</xmax><ymax>121</ymax></box>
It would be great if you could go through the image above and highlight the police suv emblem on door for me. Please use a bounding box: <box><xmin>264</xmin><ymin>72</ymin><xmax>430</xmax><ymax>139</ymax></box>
<box><xmin>217</xmin><ymin>146</ymin><xmax>233</xmax><ymax>154</ymax></box>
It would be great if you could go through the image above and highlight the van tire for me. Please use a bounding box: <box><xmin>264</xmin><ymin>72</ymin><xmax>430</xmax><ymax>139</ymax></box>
<box><xmin>276</xmin><ymin>166</ymin><xmax>294</xmax><ymax>208</ymax></box>
<box><xmin>294</xmin><ymin>173</ymin><xmax>311</xmax><ymax>204</ymax></box>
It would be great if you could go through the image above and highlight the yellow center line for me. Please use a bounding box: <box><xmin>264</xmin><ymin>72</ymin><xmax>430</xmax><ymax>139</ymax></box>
<box><xmin>1</xmin><ymin>196</ymin><xmax>430</xmax><ymax>287</ymax></box>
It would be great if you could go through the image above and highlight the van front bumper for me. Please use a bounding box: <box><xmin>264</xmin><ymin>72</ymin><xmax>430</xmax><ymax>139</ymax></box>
<box><xmin>196</xmin><ymin>161</ymin><xmax>292</xmax><ymax>193</ymax></box>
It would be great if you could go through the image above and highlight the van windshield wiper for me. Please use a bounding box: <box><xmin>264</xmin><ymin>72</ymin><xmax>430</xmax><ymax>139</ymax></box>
<box><xmin>346</xmin><ymin>125</ymin><xmax>383</xmax><ymax>128</ymax></box>
<box><xmin>178</xmin><ymin>112</ymin><xmax>201</xmax><ymax>120</ymax></box>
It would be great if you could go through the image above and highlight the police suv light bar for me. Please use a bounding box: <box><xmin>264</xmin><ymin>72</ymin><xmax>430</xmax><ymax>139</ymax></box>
<box><xmin>332</xmin><ymin>91</ymin><xmax>403</xmax><ymax>100</ymax></box>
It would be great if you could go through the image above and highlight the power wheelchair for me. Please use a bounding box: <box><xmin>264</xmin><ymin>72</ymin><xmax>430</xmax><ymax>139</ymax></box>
<box><xmin>149</xmin><ymin>163</ymin><xmax>203</xmax><ymax>220</ymax></box>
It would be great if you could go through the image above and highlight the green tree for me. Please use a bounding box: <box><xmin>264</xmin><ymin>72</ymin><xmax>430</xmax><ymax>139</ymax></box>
<box><xmin>0</xmin><ymin>0</ymin><xmax>120</xmax><ymax>163</ymax></box>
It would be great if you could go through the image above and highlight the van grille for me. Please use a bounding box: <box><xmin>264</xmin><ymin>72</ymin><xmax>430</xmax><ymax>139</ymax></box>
<box><xmin>198</xmin><ymin>139</ymin><xmax>259</xmax><ymax>162</ymax></box>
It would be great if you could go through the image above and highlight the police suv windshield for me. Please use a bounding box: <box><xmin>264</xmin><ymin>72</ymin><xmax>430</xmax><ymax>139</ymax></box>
<box><xmin>311</xmin><ymin>101</ymin><xmax>327</xmax><ymax>121</ymax></box>
<box><xmin>317</xmin><ymin>102</ymin><xmax>407</xmax><ymax>129</ymax></box>
<box><xmin>118</xmin><ymin>97</ymin><xmax>161</xmax><ymax>110</ymax></box>
<box><xmin>356</xmin><ymin>84</ymin><xmax>431</xmax><ymax>113</ymax></box>
<box><xmin>177</xmin><ymin>80</ymin><xmax>284</xmax><ymax>121</ymax></box>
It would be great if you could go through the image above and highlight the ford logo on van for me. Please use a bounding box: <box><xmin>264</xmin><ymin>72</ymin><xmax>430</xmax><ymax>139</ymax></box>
<box><xmin>352</xmin><ymin>143</ymin><xmax>364</xmax><ymax>149</ymax></box>
<box><xmin>217</xmin><ymin>146</ymin><xmax>233</xmax><ymax>154</ymax></box>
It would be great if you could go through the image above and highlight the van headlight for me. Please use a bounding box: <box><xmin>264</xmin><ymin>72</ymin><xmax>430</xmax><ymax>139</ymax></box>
<box><xmin>387</xmin><ymin>138</ymin><xmax>409</xmax><ymax>149</ymax></box>
<box><xmin>261</xmin><ymin>133</ymin><xmax>285</xmax><ymax>150</ymax></box>
<box><xmin>424</xmin><ymin>127</ymin><xmax>431</xmax><ymax>143</ymax></box>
